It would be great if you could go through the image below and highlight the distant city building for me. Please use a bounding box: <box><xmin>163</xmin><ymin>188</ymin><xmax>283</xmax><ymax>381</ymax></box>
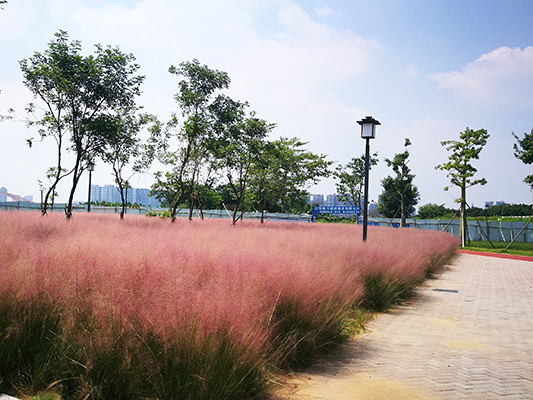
<box><xmin>90</xmin><ymin>185</ymin><xmax>160</xmax><ymax>207</ymax></box>
<box><xmin>128</xmin><ymin>188</ymin><xmax>160</xmax><ymax>207</ymax></box>
<box><xmin>0</xmin><ymin>187</ymin><xmax>7</xmax><ymax>202</ymax></box>
<box><xmin>325</xmin><ymin>194</ymin><xmax>350</xmax><ymax>207</ymax></box>
<box><xmin>308</xmin><ymin>194</ymin><xmax>351</xmax><ymax>207</ymax></box>
<box><xmin>368</xmin><ymin>202</ymin><xmax>379</xmax><ymax>217</ymax></box>
<box><xmin>308</xmin><ymin>194</ymin><xmax>324</xmax><ymax>206</ymax></box>
<box><xmin>23</xmin><ymin>195</ymin><xmax>33</xmax><ymax>202</ymax></box>
<box><xmin>485</xmin><ymin>201</ymin><xmax>505</xmax><ymax>207</ymax></box>
<box><xmin>91</xmin><ymin>184</ymin><xmax>120</xmax><ymax>204</ymax></box>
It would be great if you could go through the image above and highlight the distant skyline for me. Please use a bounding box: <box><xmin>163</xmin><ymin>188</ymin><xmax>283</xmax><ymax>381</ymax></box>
<box><xmin>1</xmin><ymin>0</ymin><xmax>532</xmax><ymax>209</ymax></box>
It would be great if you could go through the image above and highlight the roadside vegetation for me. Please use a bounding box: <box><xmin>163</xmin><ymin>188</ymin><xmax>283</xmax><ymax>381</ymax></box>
<box><xmin>415</xmin><ymin>202</ymin><xmax>533</xmax><ymax>220</ymax></box>
<box><xmin>0</xmin><ymin>211</ymin><xmax>457</xmax><ymax>400</ymax></box>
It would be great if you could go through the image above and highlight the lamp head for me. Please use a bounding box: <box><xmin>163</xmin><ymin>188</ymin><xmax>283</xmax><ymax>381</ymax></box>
<box><xmin>357</xmin><ymin>115</ymin><xmax>380</xmax><ymax>139</ymax></box>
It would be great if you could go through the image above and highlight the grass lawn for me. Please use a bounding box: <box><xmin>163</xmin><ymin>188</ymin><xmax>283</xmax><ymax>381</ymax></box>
<box><xmin>463</xmin><ymin>240</ymin><xmax>533</xmax><ymax>257</ymax></box>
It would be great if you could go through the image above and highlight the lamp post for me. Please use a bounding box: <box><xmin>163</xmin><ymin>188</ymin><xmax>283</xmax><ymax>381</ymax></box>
<box><xmin>357</xmin><ymin>116</ymin><xmax>380</xmax><ymax>242</ymax></box>
<box><xmin>87</xmin><ymin>162</ymin><xmax>95</xmax><ymax>212</ymax></box>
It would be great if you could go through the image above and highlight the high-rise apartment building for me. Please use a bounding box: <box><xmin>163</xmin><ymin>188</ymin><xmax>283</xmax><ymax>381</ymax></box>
<box><xmin>91</xmin><ymin>184</ymin><xmax>120</xmax><ymax>204</ymax></box>
<box><xmin>308</xmin><ymin>194</ymin><xmax>325</xmax><ymax>206</ymax></box>
<box><xmin>0</xmin><ymin>187</ymin><xmax>7</xmax><ymax>202</ymax></box>
<box><xmin>90</xmin><ymin>185</ymin><xmax>160</xmax><ymax>207</ymax></box>
<box><xmin>325</xmin><ymin>194</ymin><xmax>351</xmax><ymax>207</ymax></box>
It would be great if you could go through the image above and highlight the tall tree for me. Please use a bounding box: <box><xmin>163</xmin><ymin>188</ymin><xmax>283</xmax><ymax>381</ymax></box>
<box><xmin>334</xmin><ymin>153</ymin><xmax>378</xmax><ymax>207</ymax></box>
<box><xmin>513</xmin><ymin>128</ymin><xmax>533</xmax><ymax>186</ymax></box>
<box><xmin>148</xmin><ymin>59</ymin><xmax>230</xmax><ymax>221</ymax></box>
<box><xmin>378</xmin><ymin>139</ymin><xmax>419</xmax><ymax>227</ymax></box>
<box><xmin>19</xmin><ymin>30</ymin><xmax>144</xmax><ymax>217</ymax></box>
<box><xmin>210</xmin><ymin>95</ymin><xmax>274</xmax><ymax>224</ymax></box>
<box><xmin>435</xmin><ymin>127</ymin><xmax>489</xmax><ymax>246</ymax></box>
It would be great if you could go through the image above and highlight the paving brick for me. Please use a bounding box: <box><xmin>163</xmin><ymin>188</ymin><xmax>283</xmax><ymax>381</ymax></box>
<box><xmin>274</xmin><ymin>254</ymin><xmax>533</xmax><ymax>399</ymax></box>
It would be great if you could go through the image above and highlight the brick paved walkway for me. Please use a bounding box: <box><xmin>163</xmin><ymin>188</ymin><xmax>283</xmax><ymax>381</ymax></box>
<box><xmin>274</xmin><ymin>254</ymin><xmax>533</xmax><ymax>399</ymax></box>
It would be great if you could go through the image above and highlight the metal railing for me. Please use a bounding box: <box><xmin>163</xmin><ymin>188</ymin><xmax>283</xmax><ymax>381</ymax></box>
<box><xmin>0</xmin><ymin>202</ymin><xmax>312</xmax><ymax>222</ymax></box>
<box><xmin>2</xmin><ymin>202</ymin><xmax>531</xmax><ymax>242</ymax></box>
<box><xmin>367</xmin><ymin>217</ymin><xmax>533</xmax><ymax>243</ymax></box>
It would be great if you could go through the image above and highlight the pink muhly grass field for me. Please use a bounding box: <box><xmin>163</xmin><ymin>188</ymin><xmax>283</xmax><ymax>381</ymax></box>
<box><xmin>0</xmin><ymin>211</ymin><xmax>458</xmax><ymax>399</ymax></box>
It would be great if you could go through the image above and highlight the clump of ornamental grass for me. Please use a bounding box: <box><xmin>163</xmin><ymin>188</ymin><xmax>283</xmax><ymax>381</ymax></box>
<box><xmin>355</xmin><ymin>228</ymin><xmax>458</xmax><ymax>311</ymax></box>
<box><xmin>0</xmin><ymin>211</ymin><xmax>458</xmax><ymax>399</ymax></box>
<box><xmin>0</xmin><ymin>295</ymin><xmax>62</xmax><ymax>396</ymax></box>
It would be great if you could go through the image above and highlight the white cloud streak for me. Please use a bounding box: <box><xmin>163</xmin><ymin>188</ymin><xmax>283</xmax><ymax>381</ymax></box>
<box><xmin>432</xmin><ymin>46</ymin><xmax>533</xmax><ymax>109</ymax></box>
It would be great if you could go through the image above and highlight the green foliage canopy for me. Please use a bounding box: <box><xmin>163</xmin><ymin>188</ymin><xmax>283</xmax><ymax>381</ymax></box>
<box><xmin>148</xmin><ymin>59</ymin><xmax>230</xmax><ymax>220</ymax></box>
<box><xmin>19</xmin><ymin>30</ymin><xmax>144</xmax><ymax>217</ymax></box>
<box><xmin>435</xmin><ymin>128</ymin><xmax>489</xmax><ymax>195</ymax></box>
<box><xmin>435</xmin><ymin>127</ymin><xmax>489</xmax><ymax>245</ymax></box>
<box><xmin>100</xmin><ymin>109</ymin><xmax>158</xmax><ymax>219</ymax></box>
<box><xmin>248</xmin><ymin>137</ymin><xmax>332</xmax><ymax>217</ymax></box>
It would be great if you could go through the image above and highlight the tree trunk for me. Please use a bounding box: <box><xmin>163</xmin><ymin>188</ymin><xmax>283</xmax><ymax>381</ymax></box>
<box><xmin>170</xmin><ymin>190</ymin><xmax>185</xmax><ymax>222</ymax></box>
<box><xmin>118</xmin><ymin>184</ymin><xmax>126</xmax><ymax>219</ymax></box>
<box><xmin>66</xmin><ymin>158</ymin><xmax>82</xmax><ymax>219</ymax></box>
<box><xmin>460</xmin><ymin>184</ymin><xmax>467</xmax><ymax>247</ymax></box>
<box><xmin>400</xmin><ymin>193</ymin><xmax>406</xmax><ymax>227</ymax></box>
<box><xmin>42</xmin><ymin>185</ymin><xmax>55</xmax><ymax>215</ymax></box>
<box><xmin>42</xmin><ymin>126</ymin><xmax>65</xmax><ymax>216</ymax></box>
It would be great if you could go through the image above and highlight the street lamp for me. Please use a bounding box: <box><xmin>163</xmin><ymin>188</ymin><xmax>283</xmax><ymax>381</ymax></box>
<box><xmin>87</xmin><ymin>162</ymin><xmax>95</xmax><ymax>212</ymax></box>
<box><xmin>357</xmin><ymin>116</ymin><xmax>380</xmax><ymax>241</ymax></box>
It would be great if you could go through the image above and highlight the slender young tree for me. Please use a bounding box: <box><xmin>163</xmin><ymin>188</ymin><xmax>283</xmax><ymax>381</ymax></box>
<box><xmin>334</xmin><ymin>153</ymin><xmax>378</xmax><ymax>207</ymax></box>
<box><xmin>436</xmin><ymin>127</ymin><xmax>489</xmax><ymax>246</ymax></box>
<box><xmin>378</xmin><ymin>138</ymin><xmax>419</xmax><ymax>227</ymax></box>
<box><xmin>513</xmin><ymin>128</ymin><xmax>533</xmax><ymax>186</ymax></box>
<box><xmin>100</xmin><ymin>108</ymin><xmax>158</xmax><ymax>219</ymax></box>
<box><xmin>19</xmin><ymin>31</ymin><xmax>144</xmax><ymax>217</ymax></box>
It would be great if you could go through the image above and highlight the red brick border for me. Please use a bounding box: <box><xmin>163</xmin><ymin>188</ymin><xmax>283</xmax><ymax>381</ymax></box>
<box><xmin>457</xmin><ymin>249</ymin><xmax>533</xmax><ymax>262</ymax></box>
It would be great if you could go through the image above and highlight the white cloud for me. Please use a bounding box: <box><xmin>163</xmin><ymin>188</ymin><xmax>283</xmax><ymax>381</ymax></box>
<box><xmin>432</xmin><ymin>46</ymin><xmax>533</xmax><ymax>108</ymax></box>
<box><xmin>48</xmin><ymin>0</ymin><xmax>377</xmax><ymax>89</ymax></box>
<box><xmin>224</xmin><ymin>2</ymin><xmax>378</xmax><ymax>114</ymax></box>
<box><xmin>314</xmin><ymin>6</ymin><xmax>339</xmax><ymax>17</ymax></box>
<box><xmin>0</xmin><ymin>1</ymin><xmax>35</xmax><ymax>40</ymax></box>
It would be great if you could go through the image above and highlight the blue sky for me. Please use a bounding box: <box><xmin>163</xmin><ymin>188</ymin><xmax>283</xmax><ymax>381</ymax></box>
<box><xmin>1</xmin><ymin>0</ymin><xmax>532</xmax><ymax>209</ymax></box>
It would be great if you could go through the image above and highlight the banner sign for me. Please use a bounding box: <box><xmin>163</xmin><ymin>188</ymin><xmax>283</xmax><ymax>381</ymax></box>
<box><xmin>312</xmin><ymin>205</ymin><xmax>360</xmax><ymax>222</ymax></box>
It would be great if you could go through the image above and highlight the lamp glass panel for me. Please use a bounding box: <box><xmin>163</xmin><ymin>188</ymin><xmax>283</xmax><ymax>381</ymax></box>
<box><xmin>361</xmin><ymin>123</ymin><xmax>374</xmax><ymax>138</ymax></box>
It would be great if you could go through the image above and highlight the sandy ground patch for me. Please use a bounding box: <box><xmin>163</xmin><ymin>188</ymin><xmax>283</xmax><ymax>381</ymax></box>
<box><xmin>269</xmin><ymin>372</ymin><xmax>436</xmax><ymax>400</ymax></box>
